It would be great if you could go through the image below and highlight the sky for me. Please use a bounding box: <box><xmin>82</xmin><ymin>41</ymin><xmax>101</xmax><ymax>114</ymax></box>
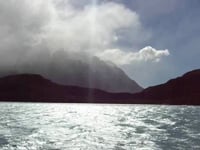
<box><xmin>0</xmin><ymin>0</ymin><xmax>199</xmax><ymax>87</ymax></box>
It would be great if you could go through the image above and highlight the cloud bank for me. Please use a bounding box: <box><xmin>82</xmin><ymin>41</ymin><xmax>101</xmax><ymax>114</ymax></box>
<box><xmin>0</xmin><ymin>0</ymin><xmax>170</xmax><ymax>87</ymax></box>
<box><xmin>0</xmin><ymin>0</ymin><xmax>156</xmax><ymax>62</ymax></box>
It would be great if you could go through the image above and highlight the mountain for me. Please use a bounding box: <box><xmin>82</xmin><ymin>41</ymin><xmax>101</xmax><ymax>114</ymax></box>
<box><xmin>3</xmin><ymin>52</ymin><xmax>143</xmax><ymax>93</ymax></box>
<box><xmin>0</xmin><ymin>74</ymin><xmax>134</xmax><ymax>103</ymax></box>
<box><xmin>134</xmin><ymin>69</ymin><xmax>200</xmax><ymax>105</ymax></box>
<box><xmin>47</xmin><ymin>56</ymin><xmax>143</xmax><ymax>93</ymax></box>
<box><xmin>0</xmin><ymin>69</ymin><xmax>199</xmax><ymax>105</ymax></box>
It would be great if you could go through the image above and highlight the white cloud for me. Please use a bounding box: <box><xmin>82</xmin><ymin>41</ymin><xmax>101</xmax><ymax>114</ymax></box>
<box><xmin>0</xmin><ymin>0</ymin><xmax>147</xmax><ymax>53</ymax></box>
<box><xmin>43</xmin><ymin>1</ymin><xmax>144</xmax><ymax>54</ymax></box>
<box><xmin>0</xmin><ymin>0</ymin><xmax>151</xmax><ymax>66</ymax></box>
<box><xmin>0</xmin><ymin>0</ymin><xmax>170</xmax><ymax>88</ymax></box>
<box><xmin>97</xmin><ymin>46</ymin><xmax>170</xmax><ymax>65</ymax></box>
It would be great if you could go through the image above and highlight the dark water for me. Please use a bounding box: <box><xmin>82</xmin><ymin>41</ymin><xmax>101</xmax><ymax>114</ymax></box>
<box><xmin>0</xmin><ymin>103</ymin><xmax>200</xmax><ymax>150</ymax></box>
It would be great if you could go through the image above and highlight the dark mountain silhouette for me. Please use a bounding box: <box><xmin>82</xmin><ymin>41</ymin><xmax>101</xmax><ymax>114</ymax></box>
<box><xmin>0</xmin><ymin>69</ymin><xmax>199</xmax><ymax>105</ymax></box>
<box><xmin>134</xmin><ymin>69</ymin><xmax>200</xmax><ymax>105</ymax></box>
<box><xmin>0</xmin><ymin>74</ymin><xmax>135</xmax><ymax>103</ymax></box>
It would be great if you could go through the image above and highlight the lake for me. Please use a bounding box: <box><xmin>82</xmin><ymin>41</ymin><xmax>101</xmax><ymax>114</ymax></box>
<box><xmin>0</xmin><ymin>103</ymin><xmax>200</xmax><ymax>150</ymax></box>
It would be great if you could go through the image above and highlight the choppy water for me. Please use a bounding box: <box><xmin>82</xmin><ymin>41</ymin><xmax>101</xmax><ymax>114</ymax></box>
<box><xmin>0</xmin><ymin>103</ymin><xmax>200</xmax><ymax>150</ymax></box>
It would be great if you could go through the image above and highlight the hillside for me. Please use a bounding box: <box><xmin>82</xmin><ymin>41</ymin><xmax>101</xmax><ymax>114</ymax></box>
<box><xmin>3</xmin><ymin>54</ymin><xmax>143</xmax><ymax>93</ymax></box>
<box><xmin>134</xmin><ymin>69</ymin><xmax>200</xmax><ymax>105</ymax></box>
<box><xmin>0</xmin><ymin>69</ymin><xmax>200</xmax><ymax>105</ymax></box>
<box><xmin>0</xmin><ymin>74</ymin><xmax>134</xmax><ymax>103</ymax></box>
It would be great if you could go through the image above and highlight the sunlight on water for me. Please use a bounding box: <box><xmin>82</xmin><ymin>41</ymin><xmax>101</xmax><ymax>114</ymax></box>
<box><xmin>0</xmin><ymin>103</ymin><xmax>200</xmax><ymax>150</ymax></box>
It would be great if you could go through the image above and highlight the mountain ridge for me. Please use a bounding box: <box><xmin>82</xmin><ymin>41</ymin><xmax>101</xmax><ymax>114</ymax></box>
<box><xmin>134</xmin><ymin>69</ymin><xmax>200</xmax><ymax>105</ymax></box>
<box><xmin>0</xmin><ymin>69</ymin><xmax>199</xmax><ymax>105</ymax></box>
<box><xmin>5</xmin><ymin>53</ymin><xmax>143</xmax><ymax>93</ymax></box>
<box><xmin>0</xmin><ymin>73</ymin><xmax>134</xmax><ymax>103</ymax></box>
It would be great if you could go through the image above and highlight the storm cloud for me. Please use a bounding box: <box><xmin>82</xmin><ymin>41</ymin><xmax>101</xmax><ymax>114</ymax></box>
<box><xmin>0</xmin><ymin>0</ymin><xmax>170</xmax><ymax>87</ymax></box>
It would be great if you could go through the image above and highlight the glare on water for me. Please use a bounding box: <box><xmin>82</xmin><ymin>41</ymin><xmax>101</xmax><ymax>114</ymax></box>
<box><xmin>0</xmin><ymin>103</ymin><xmax>200</xmax><ymax>150</ymax></box>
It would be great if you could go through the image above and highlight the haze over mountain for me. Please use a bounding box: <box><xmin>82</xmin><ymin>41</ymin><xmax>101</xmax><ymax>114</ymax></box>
<box><xmin>0</xmin><ymin>50</ymin><xmax>142</xmax><ymax>93</ymax></box>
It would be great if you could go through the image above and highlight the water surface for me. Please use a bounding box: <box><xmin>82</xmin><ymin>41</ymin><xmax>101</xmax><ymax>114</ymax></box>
<box><xmin>0</xmin><ymin>103</ymin><xmax>200</xmax><ymax>150</ymax></box>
